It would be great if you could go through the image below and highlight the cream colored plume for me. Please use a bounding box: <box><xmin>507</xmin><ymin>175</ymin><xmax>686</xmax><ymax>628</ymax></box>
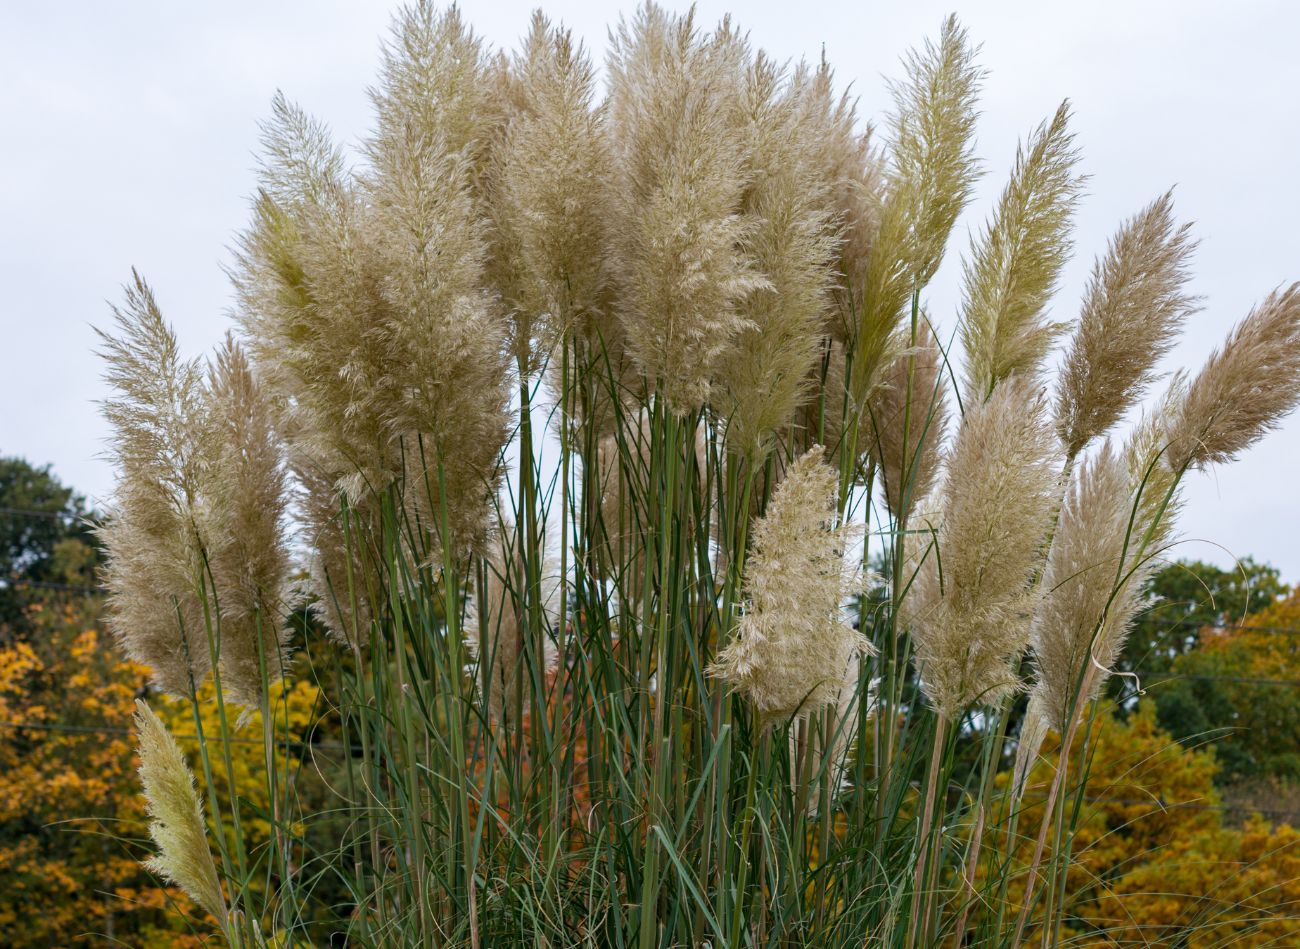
<box><xmin>1027</xmin><ymin>444</ymin><xmax>1162</xmax><ymax>735</ymax></box>
<box><xmin>787</xmin><ymin>56</ymin><xmax>885</xmax><ymax>341</ymax></box>
<box><xmin>1055</xmin><ymin>191</ymin><xmax>1198</xmax><ymax>458</ymax></box>
<box><xmin>867</xmin><ymin>318</ymin><xmax>949</xmax><ymax>520</ymax></box>
<box><xmin>472</xmin><ymin>518</ymin><xmax>564</xmax><ymax>727</ymax></box>
<box><xmin>204</xmin><ymin>336</ymin><xmax>293</xmax><ymax>708</ymax></box>
<box><xmin>487</xmin><ymin>12</ymin><xmax>611</xmax><ymax>374</ymax></box>
<box><xmin>96</xmin><ymin>274</ymin><xmax>215</xmax><ymax>698</ymax></box>
<box><xmin>903</xmin><ymin>379</ymin><xmax>1060</xmax><ymax>717</ymax></box>
<box><xmin>605</xmin><ymin>4</ymin><xmax>766</xmax><ymax>410</ymax></box>
<box><xmin>134</xmin><ymin>700</ymin><xmax>230</xmax><ymax>937</ymax></box>
<box><xmin>850</xmin><ymin>15</ymin><xmax>981</xmax><ymax>407</ymax></box>
<box><xmin>1165</xmin><ymin>283</ymin><xmax>1300</xmax><ymax>471</ymax></box>
<box><xmin>234</xmin><ymin>6</ymin><xmax>513</xmax><ymax>569</ymax></box>
<box><xmin>710</xmin><ymin>446</ymin><xmax>872</xmax><ymax>723</ymax></box>
<box><xmin>961</xmin><ymin>102</ymin><xmax>1083</xmax><ymax>402</ymax></box>
<box><xmin>716</xmin><ymin>51</ymin><xmax>839</xmax><ymax>459</ymax></box>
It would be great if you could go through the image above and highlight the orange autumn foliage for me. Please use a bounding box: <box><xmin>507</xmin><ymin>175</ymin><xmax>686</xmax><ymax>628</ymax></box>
<box><xmin>994</xmin><ymin>709</ymin><xmax>1300</xmax><ymax>946</ymax></box>
<box><xmin>0</xmin><ymin>598</ymin><xmax>207</xmax><ymax>947</ymax></box>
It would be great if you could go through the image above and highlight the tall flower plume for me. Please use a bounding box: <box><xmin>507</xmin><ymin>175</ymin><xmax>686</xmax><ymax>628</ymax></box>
<box><xmin>134</xmin><ymin>700</ymin><xmax>230</xmax><ymax>936</ymax></box>
<box><xmin>961</xmin><ymin>102</ymin><xmax>1083</xmax><ymax>401</ymax></box>
<box><xmin>96</xmin><ymin>274</ymin><xmax>214</xmax><ymax>697</ymax></box>
<box><xmin>710</xmin><ymin>446</ymin><xmax>871</xmax><ymax>723</ymax></box>
<box><xmin>606</xmin><ymin>3</ymin><xmax>766</xmax><ymax>410</ymax></box>
<box><xmin>1027</xmin><ymin>444</ymin><xmax>1162</xmax><ymax>735</ymax></box>
<box><xmin>234</xmin><ymin>4</ymin><xmax>513</xmax><ymax>586</ymax></box>
<box><xmin>790</xmin><ymin>57</ymin><xmax>885</xmax><ymax>340</ymax></box>
<box><xmin>716</xmin><ymin>52</ymin><xmax>839</xmax><ymax>459</ymax></box>
<box><xmin>1055</xmin><ymin>191</ymin><xmax>1199</xmax><ymax>459</ymax></box>
<box><xmin>1165</xmin><ymin>283</ymin><xmax>1300</xmax><ymax>471</ymax></box>
<box><xmin>98</xmin><ymin>280</ymin><xmax>293</xmax><ymax>703</ymax></box>
<box><xmin>204</xmin><ymin>336</ymin><xmax>293</xmax><ymax>706</ymax></box>
<box><xmin>867</xmin><ymin>318</ymin><xmax>950</xmax><ymax>520</ymax></box>
<box><xmin>487</xmin><ymin>13</ymin><xmax>612</xmax><ymax>375</ymax></box>
<box><xmin>903</xmin><ymin>379</ymin><xmax>1060</xmax><ymax>717</ymax></box>
<box><xmin>850</xmin><ymin>15</ymin><xmax>981</xmax><ymax>407</ymax></box>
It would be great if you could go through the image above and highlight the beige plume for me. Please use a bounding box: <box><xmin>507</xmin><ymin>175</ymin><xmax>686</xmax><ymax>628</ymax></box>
<box><xmin>134</xmin><ymin>700</ymin><xmax>230</xmax><ymax>936</ymax></box>
<box><xmin>605</xmin><ymin>3</ymin><xmax>766</xmax><ymax>410</ymax></box>
<box><xmin>867</xmin><ymin>319</ymin><xmax>949</xmax><ymax>520</ymax></box>
<box><xmin>487</xmin><ymin>12</ymin><xmax>612</xmax><ymax>374</ymax></box>
<box><xmin>903</xmin><ymin>379</ymin><xmax>1060</xmax><ymax>717</ymax></box>
<box><xmin>850</xmin><ymin>15</ymin><xmax>981</xmax><ymax>407</ymax></box>
<box><xmin>1166</xmin><ymin>283</ymin><xmax>1300</xmax><ymax>471</ymax></box>
<box><xmin>716</xmin><ymin>52</ymin><xmax>839</xmax><ymax>459</ymax></box>
<box><xmin>96</xmin><ymin>274</ymin><xmax>215</xmax><ymax>697</ymax></box>
<box><xmin>1055</xmin><ymin>191</ymin><xmax>1199</xmax><ymax>458</ymax></box>
<box><xmin>710</xmin><ymin>446</ymin><xmax>872</xmax><ymax>723</ymax></box>
<box><xmin>961</xmin><ymin>102</ymin><xmax>1083</xmax><ymax>401</ymax></box>
<box><xmin>203</xmin><ymin>336</ymin><xmax>293</xmax><ymax>707</ymax></box>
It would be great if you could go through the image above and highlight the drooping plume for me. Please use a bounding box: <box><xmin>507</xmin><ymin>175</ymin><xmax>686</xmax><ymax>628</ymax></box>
<box><xmin>961</xmin><ymin>102</ymin><xmax>1083</xmax><ymax>402</ymax></box>
<box><xmin>867</xmin><ymin>318</ymin><xmax>949</xmax><ymax>520</ymax></box>
<box><xmin>1055</xmin><ymin>191</ymin><xmax>1198</xmax><ymax>459</ymax></box>
<box><xmin>134</xmin><ymin>700</ymin><xmax>230</xmax><ymax>936</ymax></box>
<box><xmin>605</xmin><ymin>4</ymin><xmax>766</xmax><ymax>410</ymax></box>
<box><xmin>710</xmin><ymin>446</ymin><xmax>871</xmax><ymax>723</ymax></box>
<box><xmin>851</xmin><ymin>15</ymin><xmax>981</xmax><ymax>407</ymax></box>
<box><xmin>96</xmin><ymin>274</ymin><xmax>214</xmax><ymax>697</ymax></box>
<box><xmin>1165</xmin><ymin>283</ymin><xmax>1300</xmax><ymax>471</ymax></box>
<box><xmin>903</xmin><ymin>379</ymin><xmax>1060</xmax><ymax>717</ymax></box>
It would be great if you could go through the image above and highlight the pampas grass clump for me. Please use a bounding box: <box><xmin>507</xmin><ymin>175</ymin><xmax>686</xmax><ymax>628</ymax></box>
<box><xmin>96</xmin><ymin>4</ymin><xmax>1300</xmax><ymax>946</ymax></box>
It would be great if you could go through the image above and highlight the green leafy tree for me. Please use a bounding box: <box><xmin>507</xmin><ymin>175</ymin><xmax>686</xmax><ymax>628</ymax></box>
<box><xmin>1119</xmin><ymin>558</ymin><xmax>1285</xmax><ymax>687</ymax></box>
<box><xmin>1157</xmin><ymin>589</ymin><xmax>1300</xmax><ymax>784</ymax></box>
<box><xmin>0</xmin><ymin>457</ymin><xmax>100</xmax><ymax>635</ymax></box>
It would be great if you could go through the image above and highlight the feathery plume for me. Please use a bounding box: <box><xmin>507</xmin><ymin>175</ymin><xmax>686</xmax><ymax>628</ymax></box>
<box><xmin>369</xmin><ymin>2</ymin><xmax>500</xmax><ymax>178</ymax></box>
<box><xmin>1055</xmin><ymin>191</ymin><xmax>1199</xmax><ymax>458</ymax></box>
<box><xmin>96</xmin><ymin>274</ymin><xmax>214</xmax><ymax>697</ymax></box>
<box><xmin>850</xmin><ymin>15</ymin><xmax>981</xmax><ymax>406</ymax></box>
<box><xmin>204</xmin><ymin>337</ymin><xmax>293</xmax><ymax>706</ymax></box>
<box><xmin>788</xmin><ymin>57</ymin><xmax>885</xmax><ymax>339</ymax></box>
<box><xmin>134</xmin><ymin>700</ymin><xmax>230</xmax><ymax>934</ymax></box>
<box><xmin>710</xmin><ymin>446</ymin><xmax>871</xmax><ymax>723</ymax></box>
<box><xmin>487</xmin><ymin>13</ymin><xmax>611</xmax><ymax>373</ymax></box>
<box><xmin>237</xmin><ymin>7</ymin><xmax>514</xmax><ymax>566</ymax></box>
<box><xmin>1027</xmin><ymin>444</ymin><xmax>1160</xmax><ymax>735</ymax></box>
<box><xmin>1013</xmin><ymin>433</ymin><xmax>1184</xmax><ymax>796</ymax></box>
<box><xmin>867</xmin><ymin>319</ymin><xmax>949</xmax><ymax>520</ymax></box>
<box><xmin>961</xmin><ymin>102</ymin><xmax>1083</xmax><ymax>401</ymax></box>
<box><xmin>606</xmin><ymin>4</ymin><xmax>766</xmax><ymax>410</ymax></box>
<box><xmin>473</xmin><ymin>519</ymin><xmax>563</xmax><ymax>726</ymax></box>
<box><xmin>716</xmin><ymin>52</ymin><xmax>839</xmax><ymax>458</ymax></box>
<box><xmin>1165</xmin><ymin>283</ymin><xmax>1300</xmax><ymax>471</ymax></box>
<box><xmin>363</xmin><ymin>2</ymin><xmax>511</xmax><ymax>559</ymax></box>
<box><xmin>903</xmin><ymin>380</ymin><xmax>1060</xmax><ymax>717</ymax></box>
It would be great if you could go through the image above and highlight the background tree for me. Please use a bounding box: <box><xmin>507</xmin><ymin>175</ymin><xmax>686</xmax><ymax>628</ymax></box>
<box><xmin>1157</xmin><ymin>589</ymin><xmax>1300</xmax><ymax>789</ymax></box>
<box><xmin>0</xmin><ymin>456</ymin><xmax>100</xmax><ymax>636</ymax></box>
<box><xmin>1118</xmin><ymin>557</ymin><xmax>1286</xmax><ymax>691</ymax></box>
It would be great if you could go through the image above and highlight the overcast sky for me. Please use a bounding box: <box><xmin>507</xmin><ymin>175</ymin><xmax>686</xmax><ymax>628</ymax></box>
<box><xmin>1</xmin><ymin>0</ymin><xmax>1297</xmax><ymax>578</ymax></box>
